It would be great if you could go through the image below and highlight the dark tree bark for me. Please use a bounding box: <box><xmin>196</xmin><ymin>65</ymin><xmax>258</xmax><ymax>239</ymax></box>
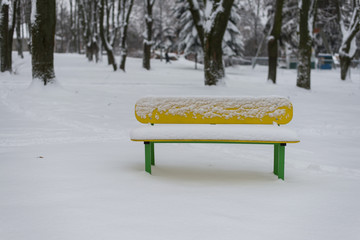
<box><xmin>69</xmin><ymin>0</ymin><xmax>74</xmax><ymax>52</ymax></box>
<box><xmin>143</xmin><ymin>0</ymin><xmax>155</xmax><ymax>70</ymax></box>
<box><xmin>336</xmin><ymin>0</ymin><xmax>360</xmax><ymax>80</ymax></box>
<box><xmin>16</xmin><ymin>0</ymin><xmax>23</xmax><ymax>58</ymax></box>
<box><xmin>297</xmin><ymin>0</ymin><xmax>314</xmax><ymax>90</ymax></box>
<box><xmin>76</xmin><ymin>0</ymin><xmax>81</xmax><ymax>54</ymax></box>
<box><xmin>186</xmin><ymin>0</ymin><xmax>234</xmax><ymax>85</ymax></box>
<box><xmin>203</xmin><ymin>0</ymin><xmax>234</xmax><ymax>85</ymax></box>
<box><xmin>0</xmin><ymin>3</ymin><xmax>10</xmax><ymax>72</ymax></box>
<box><xmin>100</xmin><ymin>0</ymin><xmax>117</xmax><ymax>71</ymax></box>
<box><xmin>267</xmin><ymin>0</ymin><xmax>284</xmax><ymax>84</ymax></box>
<box><xmin>1</xmin><ymin>0</ymin><xmax>18</xmax><ymax>73</ymax></box>
<box><xmin>31</xmin><ymin>0</ymin><xmax>56</xmax><ymax>85</ymax></box>
<box><xmin>195</xmin><ymin>53</ymin><xmax>198</xmax><ymax>70</ymax></box>
<box><xmin>119</xmin><ymin>0</ymin><xmax>134</xmax><ymax>71</ymax></box>
<box><xmin>25</xmin><ymin>0</ymin><xmax>32</xmax><ymax>53</ymax></box>
<box><xmin>79</xmin><ymin>0</ymin><xmax>99</xmax><ymax>62</ymax></box>
<box><xmin>92</xmin><ymin>1</ymin><xmax>100</xmax><ymax>63</ymax></box>
<box><xmin>340</xmin><ymin>55</ymin><xmax>351</xmax><ymax>80</ymax></box>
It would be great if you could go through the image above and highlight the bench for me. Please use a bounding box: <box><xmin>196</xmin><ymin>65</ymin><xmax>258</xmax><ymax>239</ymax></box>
<box><xmin>130</xmin><ymin>96</ymin><xmax>299</xmax><ymax>180</ymax></box>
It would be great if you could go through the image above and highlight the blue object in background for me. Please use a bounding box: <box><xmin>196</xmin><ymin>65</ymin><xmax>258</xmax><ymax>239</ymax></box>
<box><xmin>317</xmin><ymin>54</ymin><xmax>333</xmax><ymax>69</ymax></box>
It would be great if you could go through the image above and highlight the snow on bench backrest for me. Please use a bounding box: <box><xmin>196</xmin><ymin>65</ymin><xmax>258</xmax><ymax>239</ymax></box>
<box><xmin>135</xmin><ymin>96</ymin><xmax>293</xmax><ymax>125</ymax></box>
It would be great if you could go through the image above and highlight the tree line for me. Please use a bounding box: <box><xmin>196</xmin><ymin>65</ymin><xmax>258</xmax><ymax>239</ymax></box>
<box><xmin>1</xmin><ymin>0</ymin><xmax>359</xmax><ymax>89</ymax></box>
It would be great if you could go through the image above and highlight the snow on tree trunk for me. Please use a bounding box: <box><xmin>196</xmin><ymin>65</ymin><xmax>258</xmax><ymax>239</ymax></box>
<box><xmin>80</xmin><ymin>0</ymin><xmax>100</xmax><ymax>63</ymax></box>
<box><xmin>203</xmin><ymin>0</ymin><xmax>234</xmax><ymax>86</ymax></box>
<box><xmin>186</xmin><ymin>0</ymin><xmax>204</xmax><ymax>48</ymax></box>
<box><xmin>184</xmin><ymin>0</ymin><xmax>240</xmax><ymax>85</ymax></box>
<box><xmin>100</xmin><ymin>0</ymin><xmax>117</xmax><ymax>71</ymax></box>
<box><xmin>337</xmin><ymin>2</ymin><xmax>360</xmax><ymax>81</ymax></box>
<box><xmin>296</xmin><ymin>0</ymin><xmax>315</xmax><ymax>90</ymax></box>
<box><xmin>25</xmin><ymin>0</ymin><xmax>32</xmax><ymax>53</ymax></box>
<box><xmin>143</xmin><ymin>0</ymin><xmax>154</xmax><ymax>70</ymax></box>
<box><xmin>267</xmin><ymin>0</ymin><xmax>284</xmax><ymax>84</ymax></box>
<box><xmin>119</xmin><ymin>0</ymin><xmax>134</xmax><ymax>72</ymax></box>
<box><xmin>31</xmin><ymin>0</ymin><xmax>56</xmax><ymax>85</ymax></box>
<box><xmin>16</xmin><ymin>0</ymin><xmax>23</xmax><ymax>59</ymax></box>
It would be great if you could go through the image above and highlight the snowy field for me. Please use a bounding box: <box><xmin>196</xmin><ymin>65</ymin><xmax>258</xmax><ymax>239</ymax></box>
<box><xmin>1</xmin><ymin>53</ymin><xmax>359</xmax><ymax>240</ymax></box>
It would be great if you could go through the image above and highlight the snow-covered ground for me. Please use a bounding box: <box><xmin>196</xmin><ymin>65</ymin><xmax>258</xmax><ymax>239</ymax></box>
<box><xmin>1</xmin><ymin>53</ymin><xmax>359</xmax><ymax>240</ymax></box>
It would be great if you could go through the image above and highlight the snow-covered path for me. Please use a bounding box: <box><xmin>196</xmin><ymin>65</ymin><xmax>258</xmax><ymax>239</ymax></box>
<box><xmin>1</xmin><ymin>53</ymin><xmax>359</xmax><ymax>240</ymax></box>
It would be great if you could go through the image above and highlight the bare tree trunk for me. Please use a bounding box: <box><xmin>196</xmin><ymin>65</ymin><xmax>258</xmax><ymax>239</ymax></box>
<box><xmin>186</xmin><ymin>0</ymin><xmax>233</xmax><ymax>85</ymax></box>
<box><xmin>0</xmin><ymin>3</ymin><xmax>10</xmax><ymax>72</ymax></box>
<box><xmin>59</xmin><ymin>2</ymin><xmax>65</xmax><ymax>53</ymax></box>
<box><xmin>1</xmin><ymin>0</ymin><xmax>18</xmax><ymax>72</ymax></box>
<box><xmin>80</xmin><ymin>0</ymin><xmax>99</xmax><ymax>62</ymax></box>
<box><xmin>195</xmin><ymin>53</ymin><xmax>198</xmax><ymax>70</ymax></box>
<box><xmin>100</xmin><ymin>0</ymin><xmax>117</xmax><ymax>70</ymax></box>
<box><xmin>159</xmin><ymin>0</ymin><xmax>163</xmax><ymax>62</ymax></box>
<box><xmin>25</xmin><ymin>0</ymin><xmax>32</xmax><ymax>54</ymax></box>
<box><xmin>203</xmin><ymin>0</ymin><xmax>234</xmax><ymax>85</ymax></box>
<box><xmin>69</xmin><ymin>0</ymin><xmax>76</xmax><ymax>53</ymax></box>
<box><xmin>336</xmin><ymin>0</ymin><xmax>360</xmax><ymax>80</ymax></box>
<box><xmin>32</xmin><ymin>0</ymin><xmax>56</xmax><ymax>85</ymax></box>
<box><xmin>143</xmin><ymin>0</ymin><xmax>154</xmax><ymax>70</ymax></box>
<box><xmin>76</xmin><ymin>0</ymin><xmax>81</xmax><ymax>53</ymax></box>
<box><xmin>297</xmin><ymin>0</ymin><xmax>315</xmax><ymax>89</ymax></box>
<box><xmin>119</xmin><ymin>0</ymin><xmax>134</xmax><ymax>71</ymax></box>
<box><xmin>267</xmin><ymin>0</ymin><xmax>284</xmax><ymax>83</ymax></box>
<box><xmin>340</xmin><ymin>55</ymin><xmax>351</xmax><ymax>80</ymax></box>
<box><xmin>93</xmin><ymin>1</ymin><xmax>100</xmax><ymax>63</ymax></box>
<box><xmin>16</xmin><ymin>1</ymin><xmax>23</xmax><ymax>58</ymax></box>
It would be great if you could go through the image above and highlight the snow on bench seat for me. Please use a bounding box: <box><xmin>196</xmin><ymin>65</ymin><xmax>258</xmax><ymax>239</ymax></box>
<box><xmin>134</xmin><ymin>96</ymin><xmax>293</xmax><ymax>125</ymax></box>
<box><xmin>130</xmin><ymin>124</ymin><xmax>299</xmax><ymax>143</ymax></box>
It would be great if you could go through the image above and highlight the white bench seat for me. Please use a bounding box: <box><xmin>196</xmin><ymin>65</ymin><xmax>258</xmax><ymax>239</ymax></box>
<box><xmin>131</xmin><ymin>124</ymin><xmax>299</xmax><ymax>143</ymax></box>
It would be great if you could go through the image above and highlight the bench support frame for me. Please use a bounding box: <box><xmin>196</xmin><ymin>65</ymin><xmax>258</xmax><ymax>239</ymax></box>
<box><xmin>144</xmin><ymin>141</ymin><xmax>287</xmax><ymax>180</ymax></box>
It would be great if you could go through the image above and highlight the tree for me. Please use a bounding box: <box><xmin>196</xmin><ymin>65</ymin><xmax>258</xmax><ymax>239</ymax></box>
<box><xmin>56</xmin><ymin>0</ymin><xmax>69</xmax><ymax>53</ymax></box>
<box><xmin>143</xmin><ymin>0</ymin><xmax>155</xmax><ymax>70</ymax></box>
<box><xmin>0</xmin><ymin>0</ymin><xmax>18</xmax><ymax>73</ymax></box>
<box><xmin>186</xmin><ymin>0</ymin><xmax>234</xmax><ymax>85</ymax></box>
<box><xmin>24</xmin><ymin>0</ymin><xmax>32</xmax><ymax>52</ymax></box>
<box><xmin>152</xmin><ymin>0</ymin><xmax>176</xmax><ymax>57</ymax></box>
<box><xmin>297</xmin><ymin>0</ymin><xmax>317</xmax><ymax>90</ymax></box>
<box><xmin>0</xmin><ymin>1</ymin><xmax>10</xmax><ymax>72</ymax></box>
<box><xmin>267</xmin><ymin>0</ymin><xmax>284</xmax><ymax>84</ymax></box>
<box><xmin>15</xmin><ymin>0</ymin><xmax>23</xmax><ymax>58</ymax></box>
<box><xmin>222</xmin><ymin>3</ymin><xmax>243</xmax><ymax>59</ymax></box>
<box><xmin>313</xmin><ymin>0</ymin><xmax>341</xmax><ymax>55</ymax></box>
<box><xmin>79</xmin><ymin>0</ymin><xmax>100</xmax><ymax>62</ymax></box>
<box><xmin>336</xmin><ymin>0</ymin><xmax>360</xmax><ymax>80</ymax></box>
<box><xmin>31</xmin><ymin>0</ymin><xmax>56</xmax><ymax>85</ymax></box>
<box><xmin>100</xmin><ymin>0</ymin><xmax>117</xmax><ymax>71</ymax></box>
<box><xmin>119</xmin><ymin>0</ymin><xmax>135</xmax><ymax>71</ymax></box>
<box><xmin>174</xmin><ymin>0</ymin><xmax>203</xmax><ymax>69</ymax></box>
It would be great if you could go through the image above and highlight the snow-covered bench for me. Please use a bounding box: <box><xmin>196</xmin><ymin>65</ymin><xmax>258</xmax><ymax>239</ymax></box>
<box><xmin>130</xmin><ymin>96</ymin><xmax>299</xmax><ymax>180</ymax></box>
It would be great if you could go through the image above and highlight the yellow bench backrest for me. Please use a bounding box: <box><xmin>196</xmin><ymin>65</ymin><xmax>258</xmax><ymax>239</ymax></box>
<box><xmin>135</xmin><ymin>96</ymin><xmax>293</xmax><ymax>125</ymax></box>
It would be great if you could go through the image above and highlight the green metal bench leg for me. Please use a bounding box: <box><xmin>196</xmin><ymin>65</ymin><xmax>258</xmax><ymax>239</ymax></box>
<box><xmin>144</xmin><ymin>142</ymin><xmax>152</xmax><ymax>174</ymax></box>
<box><xmin>274</xmin><ymin>143</ymin><xmax>286</xmax><ymax>180</ymax></box>
<box><xmin>277</xmin><ymin>143</ymin><xmax>286</xmax><ymax>180</ymax></box>
<box><xmin>274</xmin><ymin>144</ymin><xmax>279</xmax><ymax>176</ymax></box>
<box><xmin>150</xmin><ymin>142</ymin><xmax>155</xmax><ymax>166</ymax></box>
